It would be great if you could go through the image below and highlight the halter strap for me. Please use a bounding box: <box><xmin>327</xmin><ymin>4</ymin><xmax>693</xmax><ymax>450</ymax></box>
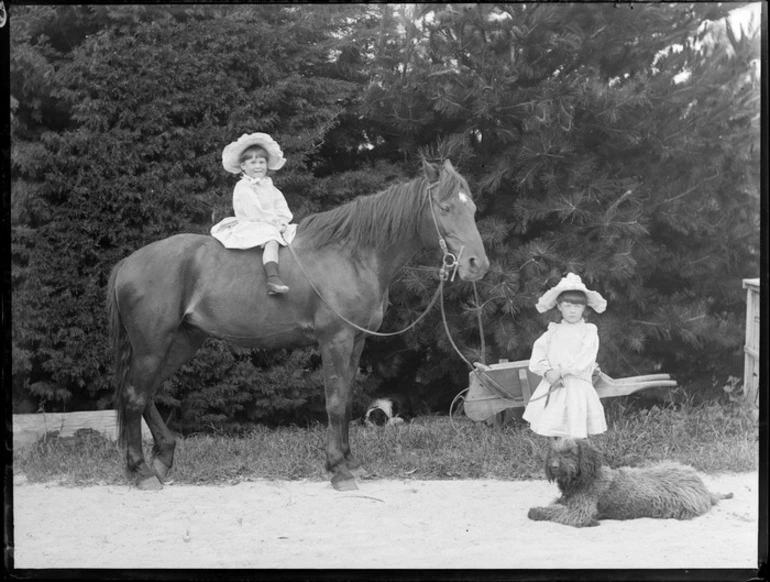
<box><xmin>426</xmin><ymin>181</ymin><xmax>463</xmax><ymax>282</ymax></box>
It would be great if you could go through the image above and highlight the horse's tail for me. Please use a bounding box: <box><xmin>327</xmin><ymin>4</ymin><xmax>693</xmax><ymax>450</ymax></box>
<box><xmin>107</xmin><ymin>260</ymin><xmax>132</xmax><ymax>449</ymax></box>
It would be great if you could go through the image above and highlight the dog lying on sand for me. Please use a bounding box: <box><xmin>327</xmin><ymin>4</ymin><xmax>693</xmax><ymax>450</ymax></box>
<box><xmin>528</xmin><ymin>437</ymin><xmax>733</xmax><ymax>527</ymax></box>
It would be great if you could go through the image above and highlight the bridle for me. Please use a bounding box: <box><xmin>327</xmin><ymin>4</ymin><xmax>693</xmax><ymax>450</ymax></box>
<box><xmin>426</xmin><ymin>180</ymin><xmax>463</xmax><ymax>283</ymax></box>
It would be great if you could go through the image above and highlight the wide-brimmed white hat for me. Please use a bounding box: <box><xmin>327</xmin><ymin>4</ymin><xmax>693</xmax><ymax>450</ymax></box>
<box><xmin>535</xmin><ymin>272</ymin><xmax>607</xmax><ymax>313</ymax></box>
<box><xmin>222</xmin><ymin>132</ymin><xmax>286</xmax><ymax>174</ymax></box>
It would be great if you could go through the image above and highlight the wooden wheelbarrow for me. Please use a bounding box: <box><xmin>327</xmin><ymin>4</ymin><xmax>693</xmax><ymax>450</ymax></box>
<box><xmin>459</xmin><ymin>360</ymin><xmax>678</xmax><ymax>423</ymax></box>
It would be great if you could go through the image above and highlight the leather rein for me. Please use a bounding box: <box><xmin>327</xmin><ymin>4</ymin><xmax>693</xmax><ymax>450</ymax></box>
<box><xmin>286</xmin><ymin>180</ymin><xmax>463</xmax><ymax>337</ymax></box>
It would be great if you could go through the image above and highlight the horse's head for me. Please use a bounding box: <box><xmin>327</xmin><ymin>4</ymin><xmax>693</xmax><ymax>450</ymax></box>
<box><xmin>422</xmin><ymin>159</ymin><xmax>489</xmax><ymax>282</ymax></box>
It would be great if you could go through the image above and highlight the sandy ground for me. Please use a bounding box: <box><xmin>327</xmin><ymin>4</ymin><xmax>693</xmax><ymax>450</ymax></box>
<box><xmin>11</xmin><ymin>472</ymin><xmax>758</xmax><ymax>571</ymax></box>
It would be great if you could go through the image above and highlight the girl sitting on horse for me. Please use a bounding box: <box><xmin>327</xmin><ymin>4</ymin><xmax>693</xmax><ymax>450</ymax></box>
<box><xmin>210</xmin><ymin>132</ymin><xmax>297</xmax><ymax>295</ymax></box>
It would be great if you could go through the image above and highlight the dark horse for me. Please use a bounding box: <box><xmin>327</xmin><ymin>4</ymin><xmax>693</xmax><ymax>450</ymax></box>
<box><xmin>107</xmin><ymin>159</ymin><xmax>488</xmax><ymax>491</ymax></box>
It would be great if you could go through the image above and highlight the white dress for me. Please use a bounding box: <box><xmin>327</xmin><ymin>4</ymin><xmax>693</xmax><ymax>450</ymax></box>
<box><xmin>522</xmin><ymin>319</ymin><xmax>607</xmax><ymax>438</ymax></box>
<box><xmin>211</xmin><ymin>176</ymin><xmax>297</xmax><ymax>249</ymax></box>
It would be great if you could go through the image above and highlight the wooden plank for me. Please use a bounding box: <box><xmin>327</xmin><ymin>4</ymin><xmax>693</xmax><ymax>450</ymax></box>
<box><xmin>13</xmin><ymin>410</ymin><xmax>152</xmax><ymax>449</ymax></box>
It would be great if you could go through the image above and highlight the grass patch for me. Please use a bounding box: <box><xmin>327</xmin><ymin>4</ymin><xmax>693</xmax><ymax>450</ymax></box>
<box><xmin>14</xmin><ymin>401</ymin><xmax>758</xmax><ymax>486</ymax></box>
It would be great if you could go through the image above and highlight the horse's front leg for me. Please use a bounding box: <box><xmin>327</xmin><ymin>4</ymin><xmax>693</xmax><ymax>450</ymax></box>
<box><xmin>320</xmin><ymin>333</ymin><xmax>358</xmax><ymax>491</ymax></box>
<box><xmin>343</xmin><ymin>335</ymin><xmax>367</xmax><ymax>478</ymax></box>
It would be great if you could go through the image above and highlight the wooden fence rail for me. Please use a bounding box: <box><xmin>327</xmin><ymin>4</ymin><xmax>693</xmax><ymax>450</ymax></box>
<box><xmin>13</xmin><ymin>410</ymin><xmax>152</xmax><ymax>449</ymax></box>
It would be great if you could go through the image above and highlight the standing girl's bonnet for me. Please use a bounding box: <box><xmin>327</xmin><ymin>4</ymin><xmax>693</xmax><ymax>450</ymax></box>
<box><xmin>536</xmin><ymin>272</ymin><xmax>607</xmax><ymax>314</ymax></box>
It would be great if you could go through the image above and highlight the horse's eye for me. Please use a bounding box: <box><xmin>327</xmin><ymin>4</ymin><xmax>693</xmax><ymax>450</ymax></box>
<box><xmin>439</xmin><ymin>203</ymin><xmax>451</xmax><ymax>214</ymax></box>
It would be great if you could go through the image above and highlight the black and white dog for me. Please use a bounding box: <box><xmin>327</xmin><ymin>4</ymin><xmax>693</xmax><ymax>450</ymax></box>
<box><xmin>363</xmin><ymin>395</ymin><xmax>413</xmax><ymax>427</ymax></box>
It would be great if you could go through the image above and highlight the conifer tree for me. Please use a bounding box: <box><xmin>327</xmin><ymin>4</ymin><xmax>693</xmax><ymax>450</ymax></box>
<box><xmin>357</xmin><ymin>3</ymin><xmax>760</xmax><ymax>407</ymax></box>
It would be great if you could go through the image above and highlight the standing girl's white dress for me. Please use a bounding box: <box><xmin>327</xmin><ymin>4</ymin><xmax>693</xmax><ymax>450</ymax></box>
<box><xmin>522</xmin><ymin>319</ymin><xmax>607</xmax><ymax>438</ymax></box>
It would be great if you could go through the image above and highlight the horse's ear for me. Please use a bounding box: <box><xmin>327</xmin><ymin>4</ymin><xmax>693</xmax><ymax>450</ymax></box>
<box><xmin>442</xmin><ymin>159</ymin><xmax>455</xmax><ymax>173</ymax></box>
<box><xmin>422</xmin><ymin>158</ymin><xmax>440</xmax><ymax>183</ymax></box>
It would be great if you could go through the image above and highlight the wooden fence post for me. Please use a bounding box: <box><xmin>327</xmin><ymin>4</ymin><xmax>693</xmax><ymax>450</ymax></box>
<box><xmin>742</xmin><ymin>278</ymin><xmax>760</xmax><ymax>406</ymax></box>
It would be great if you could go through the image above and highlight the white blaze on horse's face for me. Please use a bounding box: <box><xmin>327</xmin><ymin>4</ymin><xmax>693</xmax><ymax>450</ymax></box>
<box><xmin>458</xmin><ymin>190</ymin><xmax>473</xmax><ymax>208</ymax></box>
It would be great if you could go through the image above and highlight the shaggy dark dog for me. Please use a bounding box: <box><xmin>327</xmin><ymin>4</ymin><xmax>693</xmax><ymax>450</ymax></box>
<box><xmin>528</xmin><ymin>438</ymin><xmax>733</xmax><ymax>528</ymax></box>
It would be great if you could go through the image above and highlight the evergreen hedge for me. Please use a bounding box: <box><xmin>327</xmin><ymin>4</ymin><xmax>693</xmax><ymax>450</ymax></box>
<box><xmin>11</xmin><ymin>4</ymin><xmax>760</xmax><ymax>430</ymax></box>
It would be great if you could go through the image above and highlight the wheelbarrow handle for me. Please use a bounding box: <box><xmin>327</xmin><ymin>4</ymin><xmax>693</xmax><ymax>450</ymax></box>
<box><xmin>597</xmin><ymin>373</ymin><xmax>673</xmax><ymax>385</ymax></box>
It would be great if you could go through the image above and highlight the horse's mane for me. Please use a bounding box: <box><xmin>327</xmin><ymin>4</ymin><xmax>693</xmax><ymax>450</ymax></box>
<box><xmin>297</xmin><ymin>176</ymin><xmax>429</xmax><ymax>252</ymax></box>
<box><xmin>297</xmin><ymin>164</ymin><xmax>470</xmax><ymax>252</ymax></box>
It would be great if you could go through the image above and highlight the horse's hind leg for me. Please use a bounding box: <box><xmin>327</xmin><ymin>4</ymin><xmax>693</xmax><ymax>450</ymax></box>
<box><xmin>144</xmin><ymin>326</ymin><xmax>208</xmax><ymax>482</ymax></box>
<box><xmin>121</xmin><ymin>354</ymin><xmax>165</xmax><ymax>490</ymax></box>
<box><xmin>143</xmin><ymin>402</ymin><xmax>175</xmax><ymax>482</ymax></box>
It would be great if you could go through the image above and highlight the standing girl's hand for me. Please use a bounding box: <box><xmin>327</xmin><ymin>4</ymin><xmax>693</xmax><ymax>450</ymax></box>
<box><xmin>544</xmin><ymin>369</ymin><xmax>561</xmax><ymax>385</ymax></box>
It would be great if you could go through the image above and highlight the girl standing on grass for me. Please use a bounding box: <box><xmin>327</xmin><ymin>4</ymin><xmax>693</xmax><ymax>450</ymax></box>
<box><xmin>211</xmin><ymin>132</ymin><xmax>297</xmax><ymax>295</ymax></box>
<box><xmin>522</xmin><ymin>272</ymin><xmax>608</xmax><ymax>439</ymax></box>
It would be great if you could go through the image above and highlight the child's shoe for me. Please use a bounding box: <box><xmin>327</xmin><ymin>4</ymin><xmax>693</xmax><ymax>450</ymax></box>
<box><xmin>263</xmin><ymin>261</ymin><xmax>289</xmax><ymax>295</ymax></box>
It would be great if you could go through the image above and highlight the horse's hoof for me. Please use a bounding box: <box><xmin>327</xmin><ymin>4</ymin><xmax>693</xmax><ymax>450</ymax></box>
<box><xmin>136</xmin><ymin>476</ymin><xmax>163</xmax><ymax>491</ymax></box>
<box><xmin>332</xmin><ymin>477</ymin><xmax>358</xmax><ymax>492</ymax></box>
<box><xmin>152</xmin><ymin>458</ymin><xmax>171</xmax><ymax>482</ymax></box>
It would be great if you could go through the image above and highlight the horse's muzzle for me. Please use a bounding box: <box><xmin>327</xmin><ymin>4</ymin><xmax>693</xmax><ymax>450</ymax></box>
<box><xmin>460</xmin><ymin>254</ymin><xmax>489</xmax><ymax>281</ymax></box>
